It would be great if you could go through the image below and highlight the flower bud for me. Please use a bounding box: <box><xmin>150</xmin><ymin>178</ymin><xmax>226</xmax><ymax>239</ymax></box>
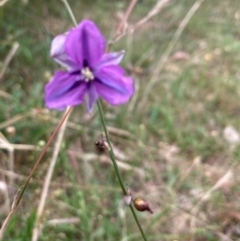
<box><xmin>133</xmin><ymin>198</ymin><xmax>153</xmax><ymax>214</ymax></box>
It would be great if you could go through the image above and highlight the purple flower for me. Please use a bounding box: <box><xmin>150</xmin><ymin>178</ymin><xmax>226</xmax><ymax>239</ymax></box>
<box><xmin>45</xmin><ymin>19</ymin><xmax>134</xmax><ymax>112</ymax></box>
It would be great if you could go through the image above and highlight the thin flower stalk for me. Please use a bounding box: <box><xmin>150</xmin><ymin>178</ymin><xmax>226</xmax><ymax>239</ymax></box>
<box><xmin>97</xmin><ymin>101</ymin><xmax>148</xmax><ymax>241</ymax></box>
<box><xmin>60</xmin><ymin>1</ymin><xmax>148</xmax><ymax>241</ymax></box>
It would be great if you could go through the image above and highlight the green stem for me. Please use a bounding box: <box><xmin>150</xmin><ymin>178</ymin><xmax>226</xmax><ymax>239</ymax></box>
<box><xmin>97</xmin><ymin>101</ymin><xmax>148</xmax><ymax>241</ymax></box>
<box><xmin>61</xmin><ymin>1</ymin><xmax>148</xmax><ymax>240</ymax></box>
<box><xmin>61</xmin><ymin>0</ymin><xmax>78</xmax><ymax>26</ymax></box>
<box><xmin>97</xmin><ymin>101</ymin><xmax>126</xmax><ymax>194</ymax></box>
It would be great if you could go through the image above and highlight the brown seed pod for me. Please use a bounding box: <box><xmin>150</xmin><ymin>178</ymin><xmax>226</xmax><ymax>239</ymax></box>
<box><xmin>95</xmin><ymin>133</ymin><xmax>110</xmax><ymax>152</ymax></box>
<box><xmin>133</xmin><ymin>198</ymin><xmax>153</xmax><ymax>214</ymax></box>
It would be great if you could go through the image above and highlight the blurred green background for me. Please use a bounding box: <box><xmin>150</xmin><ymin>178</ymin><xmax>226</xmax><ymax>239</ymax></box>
<box><xmin>1</xmin><ymin>0</ymin><xmax>240</xmax><ymax>240</ymax></box>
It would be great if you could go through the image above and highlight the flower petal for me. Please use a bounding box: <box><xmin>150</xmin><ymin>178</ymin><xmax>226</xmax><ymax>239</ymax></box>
<box><xmin>95</xmin><ymin>51</ymin><xmax>125</xmax><ymax>70</ymax></box>
<box><xmin>94</xmin><ymin>66</ymin><xmax>134</xmax><ymax>105</ymax></box>
<box><xmin>85</xmin><ymin>84</ymin><xmax>99</xmax><ymax>113</ymax></box>
<box><xmin>65</xmin><ymin>19</ymin><xmax>106</xmax><ymax>67</ymax></box>
<box><xmin>45</xmin><ymin>71</ymin><xmax>86</xmax><ymax>110</ymax></box>
<box><xmin>50</xmin><ymin>34</ymin><xmax>78</xmax><ymax>71</ymax></box>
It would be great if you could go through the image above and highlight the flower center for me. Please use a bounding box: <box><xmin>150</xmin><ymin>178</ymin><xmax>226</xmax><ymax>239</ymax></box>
<box><xmin>81</xmin><ymin>67</ymin><xmax>94</xmax><ymax>82</ymax></box>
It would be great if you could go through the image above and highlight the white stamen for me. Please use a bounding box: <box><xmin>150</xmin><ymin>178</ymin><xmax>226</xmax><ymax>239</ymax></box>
<box><xmin>81</xmin><ymin>67</ymin><xmax>94</xmax><ymax>82</ymax></box>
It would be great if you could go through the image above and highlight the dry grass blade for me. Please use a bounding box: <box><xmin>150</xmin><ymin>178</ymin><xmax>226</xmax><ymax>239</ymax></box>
<box><xmin>44</xmin><ymin>217</ymin><xmax>80</xmax><ymax>226</ymax></box>
<box><xmin>0</xmin><ymin>90</ymin><xmax>12</xmax><ymax>99</ymax></box>
<box><xmin>139</xmin><ymin>0</ymin><xmax>205</xmax><ymax>109</ymax></box>
<box><xmin>0</xmin><ymin>0</ymin><xmax>9</xmax><ymax>7</ymax></box>
<box><xmin>175</xmin><ymin>156</ymin><xmax>201</xmax><ymax>191</ymax></box>
<box><xmin>134</xmin><ymin>0</ymin><xmax>171</xmax><ymax>29</ymax></box>
<box><xmin>111</xmin><ymin>0</ymin><xmax>171</xmax><ymax>43</ymax></box>
<box><xmin>100</xmin><ymin>155</ymin><xmax>145</xmax><ymax>178</ymax></box>
<box><xmin>0</xmin><ymin>42</ymin><xmax>19</xmax><ymax>80</ymax></box>
<box><xmin>176</xmin><ymin>169</ymin><xmax>233</xmax><ymax>238</ymax></box>
<box><xmin>193</xmin><ymin>170</ymin><xmax>233</xmax><ymax>207</ymax></box>
<box><xmin>0</xmin><ymin>143</ymin><xmax>47</xmax><ymax>151</ymax></box>
<box><xmin>0</xmin><ymin>109</ymin><xmax>133</xmax><ymax>140</ymax></box>
<box><xmin>0</xmin><ymin>181</ymin><xmax>10</xmax><ymax>214</ymax></box>
<box><xmin>31</xmin><ymin>107</ymin><xmax>71</xmax><ymax>241</ymax></box>
<box><xmin>175</xmin><ymin>205</ymin><xmax>235</xmax><ymax>241</ymax></box>
<box><xmin>34</xmin><ymin>218</ymin><xmax>80</xmax><ymax>238</ymax></box>
<box><xmin>108</xmin><ymin>0</ymin><xmax>139</xmax><ymax>50</ymax></box>
<box><xmin>0</xmin><ymin>112</ymin><xmax>31</xmax><ymax>130</ymax></box>
<box><xmin>0</xmin><ymin>168</ymin><xmax>26</xmax><ymax>181</ymax></box>
<box><xmin>115</xmin><ymin>0</ymin><xmax>139</xmax><ymax>36</ymax></box>
<box><xmin>0</xmin><ymin>133</ymin><xmax>14</xmax><ymax>185</ymax></box>
<box><xmin>128</xmin><ymin>75</ymin><xmax>140</xmax><ymax>113</ymax></box>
